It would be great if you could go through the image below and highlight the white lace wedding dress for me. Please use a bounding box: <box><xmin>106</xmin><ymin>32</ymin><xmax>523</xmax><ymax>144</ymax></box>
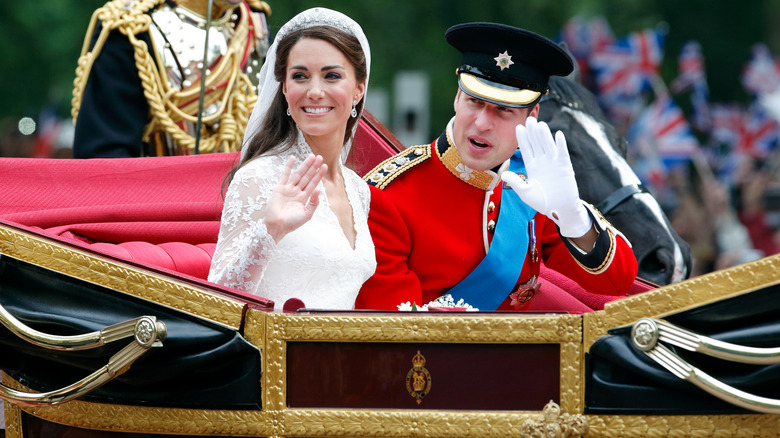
<box><xmin>208</xmin><ymin>134</ymin><xmax>376</xmax><ymax>309</ymax></box>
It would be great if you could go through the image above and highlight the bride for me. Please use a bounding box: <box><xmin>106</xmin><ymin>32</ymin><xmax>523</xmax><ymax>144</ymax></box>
<box><xmin>208</xmin><ymin>7</ymin><xmax>376</xmax><ymax>309</ymax></box>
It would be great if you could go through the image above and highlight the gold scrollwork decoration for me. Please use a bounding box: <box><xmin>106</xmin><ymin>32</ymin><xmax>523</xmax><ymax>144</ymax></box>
<box><xmin>521</xmin><ymin>400</ymin><xmax>589</xmax><ymax>438</ymax></box>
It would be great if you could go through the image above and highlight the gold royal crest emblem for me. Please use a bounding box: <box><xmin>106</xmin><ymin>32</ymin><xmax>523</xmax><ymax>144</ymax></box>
<box><xmin>405</xmin><ymin>350</ymin><xmax>432</xmax><ymax>405</ymax></box>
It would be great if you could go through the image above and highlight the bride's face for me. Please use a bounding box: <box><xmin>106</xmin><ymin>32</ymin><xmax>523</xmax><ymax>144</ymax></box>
<box><xmin>283</xmin><ymin>38</ymin><xmax>365</xmax><ymax>146</ymax></box>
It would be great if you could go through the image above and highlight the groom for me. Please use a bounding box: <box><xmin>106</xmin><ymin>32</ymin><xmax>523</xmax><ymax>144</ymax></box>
<box><xmin>355</xmin><ymin>22</ymin><xmax>637</xmax><ymax>311</ymax></box>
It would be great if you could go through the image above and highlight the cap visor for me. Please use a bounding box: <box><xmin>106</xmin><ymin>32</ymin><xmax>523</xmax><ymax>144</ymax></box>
<box><xmin>459</xmin><ymin>72</ymin><xmax>541</xmax><ymax>108</ymax></box>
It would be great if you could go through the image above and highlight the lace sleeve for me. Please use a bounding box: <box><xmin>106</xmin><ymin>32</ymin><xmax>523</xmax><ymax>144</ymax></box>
<box><xmin>208</xmin><ymin>159</ymin><xmax>281</xmax><ymax>294</ymax></box>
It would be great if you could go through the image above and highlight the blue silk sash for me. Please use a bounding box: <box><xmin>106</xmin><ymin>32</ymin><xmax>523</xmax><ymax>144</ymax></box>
<box><xmin>446</xmin><ymin>152</ymin><xmax>537</xmax><ymax>310</ymax></box>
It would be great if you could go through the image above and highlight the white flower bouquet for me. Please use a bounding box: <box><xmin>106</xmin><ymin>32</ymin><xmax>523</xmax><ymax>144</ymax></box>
<box><xmin>397</xmin><ymin>294</ymin><xmax>479</xmax><ymax>312</ymax></box>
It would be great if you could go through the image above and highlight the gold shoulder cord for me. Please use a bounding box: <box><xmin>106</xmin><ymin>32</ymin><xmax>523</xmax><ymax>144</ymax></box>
<box><xmin>71</xmin><ymin>0</ymin><xmax>259</xmax><ymax>154</ymax></box>
<box><xmin>246</xmin><ymin>0</ymin><xmax>271</xmax><ymax>15</ymax></box>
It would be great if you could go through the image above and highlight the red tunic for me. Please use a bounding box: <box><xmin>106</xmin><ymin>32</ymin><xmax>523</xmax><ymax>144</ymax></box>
<box><xmin>355</xmin><ymin>130</ymin><xmax>638</xmax><ymax>311</ymax></box>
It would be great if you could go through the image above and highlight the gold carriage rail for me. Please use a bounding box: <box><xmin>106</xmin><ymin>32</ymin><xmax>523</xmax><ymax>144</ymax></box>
<box><xmin>0</xmin><ymin>306</ymin><xmax>166</xmax><ymax>407</ymax></box>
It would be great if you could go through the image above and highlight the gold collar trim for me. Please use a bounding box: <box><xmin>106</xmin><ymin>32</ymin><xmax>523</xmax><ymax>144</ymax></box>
<box><xmin>439</xmin><ymin>118</ymin><xmax>501</xmax><ymax>191</ymax></box>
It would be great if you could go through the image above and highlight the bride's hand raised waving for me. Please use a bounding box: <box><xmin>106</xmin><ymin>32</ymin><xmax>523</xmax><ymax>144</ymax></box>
<box><xmin>263</xmin><ymin>154</ymin><xmax>328</xmax><ymax>242</ymax></box>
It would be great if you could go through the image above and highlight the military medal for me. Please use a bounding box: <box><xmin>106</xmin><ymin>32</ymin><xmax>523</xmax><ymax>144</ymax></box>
<box><xmin>509</xmin><ymin>275</ymin><xmax>540</xmax><ymax>309</ymax></box>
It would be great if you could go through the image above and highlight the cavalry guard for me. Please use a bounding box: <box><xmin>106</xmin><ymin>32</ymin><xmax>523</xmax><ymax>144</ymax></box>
<box><xmin>71</xmin><ymin>0</ymin><xmax>271</xmax><ymax>157</ymax></box>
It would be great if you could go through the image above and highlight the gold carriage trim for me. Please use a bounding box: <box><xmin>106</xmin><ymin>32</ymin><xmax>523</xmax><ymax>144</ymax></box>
<box><xmin>0</xmin><ymin>222</ymin><xmax>246</xmax><ymax>330</ymax></box>
<box><xmin>7</xmin><ymin>256</ymin><xmax>780</xmax><ymax>438</ymax></box>
<box><xmin>363</xmin><ymin>145</ymin><xmax>432</xmax><ymax>189</ymax></box>
<box><xmin>522</xmin><ymin>400</ymin><xmax>589</xmax><ymax>437</ymax></box>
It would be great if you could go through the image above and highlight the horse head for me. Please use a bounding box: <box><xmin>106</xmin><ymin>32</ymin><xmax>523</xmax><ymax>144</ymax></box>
<box><xmin>539</xmin><ymin>75</ymin><xmax>692</xmax><ymax>285</ymax></box>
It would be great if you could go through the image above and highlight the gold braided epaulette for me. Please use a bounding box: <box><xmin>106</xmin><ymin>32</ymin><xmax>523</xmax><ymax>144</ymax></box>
<box><xmin>246</xmin><ymin>0</ymin><xmax>271</xmax><ymax>15</ymax></box>
<box><xmin>363</xmin><ymin>145</ymin><xmax>431</xmax><ymax>189</ymax></box>
<box><xmin>71</xmin><ymin>0</ymin><xmax>163</xmax><ymax>123</ymax></box>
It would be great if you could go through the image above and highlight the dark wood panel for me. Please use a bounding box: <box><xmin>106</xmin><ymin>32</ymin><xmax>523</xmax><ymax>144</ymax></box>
<box><xmin>287</xmin><ymin>342</ymin><xmax>560</xmax><ymax>410</ymax></box>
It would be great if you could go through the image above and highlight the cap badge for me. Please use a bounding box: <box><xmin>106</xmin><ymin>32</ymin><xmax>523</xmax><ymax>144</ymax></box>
<box><xmin>494</xmin><ymin>50</ymin><xmax>514</xmax><ymax>71</ymax></box>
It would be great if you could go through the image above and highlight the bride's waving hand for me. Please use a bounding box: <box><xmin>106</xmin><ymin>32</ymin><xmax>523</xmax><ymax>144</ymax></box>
<box><xmin>264</xmin><ymin>155</ymin><xmax>327</xmax><ymax>242</ymax></box>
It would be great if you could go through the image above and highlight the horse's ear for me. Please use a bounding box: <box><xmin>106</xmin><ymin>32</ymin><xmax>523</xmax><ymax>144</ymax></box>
<box><xmin>557</xmin><ymin>41</ymin><xmax>581</xmax><ymax>83</ymax></box>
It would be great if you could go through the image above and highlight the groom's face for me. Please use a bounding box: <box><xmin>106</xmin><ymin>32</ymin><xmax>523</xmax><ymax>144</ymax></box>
<box><xmin>451</xmin><ymin>89</ymin><xmax>538</xmax><ymax>171</ymax></box>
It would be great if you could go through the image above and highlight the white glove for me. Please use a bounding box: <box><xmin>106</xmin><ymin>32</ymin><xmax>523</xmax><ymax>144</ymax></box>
<box><xmin>502</xmin><ymin>117</ymin><xmax>592</xmax><ymax>238</ymax></box>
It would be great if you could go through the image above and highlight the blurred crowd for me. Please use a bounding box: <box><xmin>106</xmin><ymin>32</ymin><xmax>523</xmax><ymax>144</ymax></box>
<box><xmin>664</xmin><ymin>156</ymin><xmax>780</xmax><ymax>277</ymax></box>
<box><xmin>557</xmin><ymin>15</ymin><xmax>780</xmax><ymax>278</ymax></box>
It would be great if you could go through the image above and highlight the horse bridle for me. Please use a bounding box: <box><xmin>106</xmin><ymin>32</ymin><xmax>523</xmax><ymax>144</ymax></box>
<box><xmin>596</xmin><ymin>184</ymin><xmax>649</xmax><ymax>215</ymax></box>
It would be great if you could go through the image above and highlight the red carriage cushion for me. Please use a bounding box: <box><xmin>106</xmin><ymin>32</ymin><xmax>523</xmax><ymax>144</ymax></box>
<box><xmin>0</xmin><ymin>114</ymin><xmax>653</xmax><ymax>308</ymax></box>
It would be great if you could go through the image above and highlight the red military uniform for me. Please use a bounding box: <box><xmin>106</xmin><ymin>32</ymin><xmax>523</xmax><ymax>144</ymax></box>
<box><xmin>355</xmin><ymin>125</ymin><xmax>638</xmax><ymax>311</ymax></box>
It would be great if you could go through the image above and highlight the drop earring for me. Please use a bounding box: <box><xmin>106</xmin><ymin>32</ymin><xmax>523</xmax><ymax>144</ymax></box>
<box><xmin>286</xmin><ymin>107</ymin><xmax>291</xmax><ymax>116</ymax></box>
<box><xmin>351</xmin><ymin>100</ymin><xmax>358</xmax><ymax>118</ymax></box>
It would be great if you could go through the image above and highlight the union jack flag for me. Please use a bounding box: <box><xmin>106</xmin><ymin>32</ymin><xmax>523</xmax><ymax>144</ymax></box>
<box><xmin>668</xmin><ymin>41</ymin><xmax>712</xmax><ymax>132</ymax></box>
<box><xmin>628</xmin><ymin>94</ymin><xmax>700</xmax><ymax>163</ymax></box>
<box><xmin>741</xmin><ymin>43</ymin><xmax>780</xmax><ymax>95</ymax></box>
<box><xmin>734</xmin><ymin>105</ymin><xmax>779</xmax><ymax>159</ymax></box>
<box><xmin>709</xmin><ymin>103</ymin><xmax>743</xmax><ymax>145</ymax></box>
<box><xmin>558</xmin><ymin>16</ymin><xmax>613</xmax><ymax>70</ymax></box>
<box><xmin>589</xmin><ymin>27</ymin><xmax>666</xmax><ymax>100</ymax></box>
<box><xmin>670</xmin><ymin>41</ymin><xmax>707</xmax><ymax>93</ymax></box>
<box><xmin>599</xmin><ymin>93</ymin><xmax>645</xmax><ymax>126</ymax></box>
